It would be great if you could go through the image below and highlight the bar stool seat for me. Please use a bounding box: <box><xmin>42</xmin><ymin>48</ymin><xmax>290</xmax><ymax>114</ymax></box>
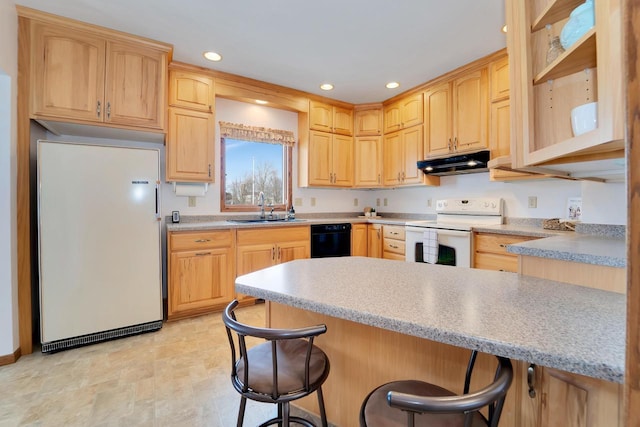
<box><xmin>360</xmin><ymin>352</ymin><xmax>512</xmax><ymax>427</ymax></box>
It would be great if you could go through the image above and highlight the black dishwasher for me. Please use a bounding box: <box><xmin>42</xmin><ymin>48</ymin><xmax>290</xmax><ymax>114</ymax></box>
<box><xmin>311</xmin><ymin>223</ymin><xmax>352</xmax><ymax>258</ymax></box>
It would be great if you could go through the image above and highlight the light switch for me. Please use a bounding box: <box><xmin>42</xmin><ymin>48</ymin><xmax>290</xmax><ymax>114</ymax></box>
<box><xmin>528</xmin><ymin>196</ymin><xmax>537</xmax><ymax>208</ymax></box>
<box><xmin>311</xmin><ymin>197</ymin><xmax>316</xmax><ymax>207</ymax></box>
<box><xmin>188</xmin><ymin>196</ymin><xmax>196</xmax><ymax>207</ymax></box>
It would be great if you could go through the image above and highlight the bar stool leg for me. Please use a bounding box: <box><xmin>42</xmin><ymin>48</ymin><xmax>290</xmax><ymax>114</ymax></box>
<box><xmin>237</xmin><ymin>396</ymin><xmax>247</xmax><ymax>427</ymax></box>
<box><xmin>282</xmin><ymin>401</ymin><xmax>290</xmax><ymax>425</ymax></box>
<box><xmin>317</xmin><ymin>387</ymin><xmax>328</xmax><ymax>427</ymax></box>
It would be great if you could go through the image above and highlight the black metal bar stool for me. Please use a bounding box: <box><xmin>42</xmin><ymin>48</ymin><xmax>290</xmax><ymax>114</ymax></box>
<box><xmin>360</xmin><ymin>351</ymin><xmax>513</xmax><ymax>427</ymax></box>
<box><xmin>223</xmin><ymin>300</ymin><xmax>331</xmax><ymax>427</ymax></box>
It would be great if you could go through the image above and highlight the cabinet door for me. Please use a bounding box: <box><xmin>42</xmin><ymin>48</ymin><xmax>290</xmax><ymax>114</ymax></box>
<box><xmin>402</xmin><ymin>126</ymin><xmax>423</xmax><ymax>184</ymax></box>
<box><xmin>236</xmin><ymin>243</ymin><xmax>276</xmax><ymax>303</ymax></box>
<box><xmin>354</xmin><ymin>136</ymin><xmax>382</xmax><ymax>187</ymax></box>
<box><xmin>453</xmin><ymin>69</ymin><xmax>488</xmax><ymax>152</ymax></box>
<box><xmin>308</xmin><ymin>131</ymin><xmax>333</xmax><ymax>186</ymax></box>
<box><xmin>425</xmin><ymin>83</ymin><xmax>452</xmax><ymax>156</ymax></box>
<box><xmin>355</xmin><ymin>108</ymin><xmax>382</xmax><ymax>136</ymax></box>
<box><xmin>166</xmin><ymin>108</ymin><xmax>214</xmax><ymax>182</ymax></box>
<box><xmin>401</xmin><ymin>93</ymin><xmax>424</xmax><ymax>128</ymax></box>
<box><xmin>309</xmin><ymin>101</ymin><xmax>333</xmax><ymax>132</ymax></box>
<box><xmin>105</xmin><ymin>41</ymin><xmax>167</xmax><ymax>129</ymax></box>
<box><xmin>351</xmin><ymin>224</ymin><xmax>368</xmax><ymax>257</ymax></box>
<box><xmin>278</xmin><ymin>241</ymin><xmax>310</xmax><ymax>263</ymax></box>
<box><xmin>168</xmin><ymin>247</ymin><xmax>233</xmax><ymax>318</ymax></box>
<box><xmin>332</xmin><ymin>134</ymin><xmax>354</xmax><ymax>187</ymax></box>
<box><xmin>539</xmin><ymin>367</ymin><xmax>622</xmax><ymax>427</ymax></box>
<box><xmin>490</xmin><ymin>99</ymin><xmax>511</xmax><ymax>158</ymax></box>
<box><xmin>383</xmin><ymin>131</ymin><xmax>403</xmax><ymax>185</ymax></box>
<box><xmin>367</xmin><ymin>224</ymin><xmax>383</xmax><ymax>258</ymax></box>
<box><xmin>383</xmin><ymin>102</ymin><xmax>402</xmax><ymax>134</ymax></box>
<box><xmin>169</xmin><ymin>70</ymin><xmax>214</xmax><ymax>112</ymax></box>
<box><xmin>31</xmin><ymin>23</ymin><xmax>106</xmax><ymax>122</ymax></box>
<box><xmin>490</xmin><ymin>56</ymin><xmax>510</xmax><ymax>101</ymax></box>
<box><xmin>333</xmin><ymin>106</ymin><xmax>354</xmax><ymax>136</ymax></box>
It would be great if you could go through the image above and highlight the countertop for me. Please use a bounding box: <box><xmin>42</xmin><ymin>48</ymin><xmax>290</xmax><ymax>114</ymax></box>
<box><xmin>235</xmin><ymin>257</ymin><xmax>625</xmax><ymax>383</ymax></box>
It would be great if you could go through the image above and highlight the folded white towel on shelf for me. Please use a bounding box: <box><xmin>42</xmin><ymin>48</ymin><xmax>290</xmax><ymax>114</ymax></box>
<box><xmin>422</xmin><ymin>230</ymin><xmax>439</xmax><ymax>264</ymax></box>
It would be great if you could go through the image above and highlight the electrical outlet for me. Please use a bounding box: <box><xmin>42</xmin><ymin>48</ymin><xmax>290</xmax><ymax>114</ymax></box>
<box><xmin>528</xmin><ymin>196</ymin><xmax>537</xmax><ymax>208</ymax></box>
<box><xmin>188</xmin><ymin>196</ymin><xmax>196</xmax><ymax>207</ymax></box>
<box><xmin>384</xmin><ymin>198</ymin><xmax>388</xmax><ymax>207</ymax></box>
<box><xmin>294</xmin><ymin>197</ymin><xmax>302</xmax><ymax>206</ymax></box>
<box><xmin>311</xmin><ymin>197</ymin><xmax>316</xmax><ymax>207</ymax></box>
<box><xmin>353</xmin><ymin>198</ymin><xmax>359</xmax><ymax>207</ymax></box>
<box><xmin>427</xmin><ymin>199</ymin><xmax>432</xmax><ymax>208</ymax></box>
<box><xmin>376</xmin><ymin>198</ymin><xmax>380</xmax><ymax>207</ymax></box>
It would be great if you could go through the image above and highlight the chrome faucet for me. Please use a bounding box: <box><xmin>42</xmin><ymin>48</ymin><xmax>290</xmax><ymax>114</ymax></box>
<box><xmin>258</xmin><ymin>191</ymin><xmax>265</xmax><ymax>219</ymax></box>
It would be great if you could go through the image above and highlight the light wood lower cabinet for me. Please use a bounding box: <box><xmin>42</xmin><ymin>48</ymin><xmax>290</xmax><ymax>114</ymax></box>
<box><xmin>167</xmin><ymin>230</ymin><xmax>236</xmax><ymax>320</ymax></box>
<box><xmin>382</xmin><ymin>225</ymin><xmax>405</xmax><ymax>260</ymax></box>
<box><xmin>236</xmin><ymin>226</ymin><xmax>310</xmax><ymax>304</ymax></box>
<box><xmin>368</xmin><ymin>224</ymin><xmax>383</xmax><ymax>258</ymax></box>
<box><xmin>517</xmin><ymin>362</ymin><xmax>622</xmax><ymax>427</ymax></box>
<box><xmin>351</xmin><ymin>223</ymin><xmax>368</xmax><ymax>257</ymax></box>
<box><xmin>473</xmin><ymin>232</ymin><xmax>539</xmax><ymax>273</ymax></box>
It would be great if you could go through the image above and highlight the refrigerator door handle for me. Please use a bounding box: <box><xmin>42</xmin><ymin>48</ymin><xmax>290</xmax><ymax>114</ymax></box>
<box><xmin>155</xmin><ymin>184</ymin><xmax>160</xmax><ymax>219</ymax></box>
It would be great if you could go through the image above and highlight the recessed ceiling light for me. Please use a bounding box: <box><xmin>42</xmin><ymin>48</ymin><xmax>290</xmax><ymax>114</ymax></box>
<box><xmin>255</xmin><ymin>100</ymin><xmax>268</xmax><ymax>105</ymax></box>
<box><xmin>386</xmin><ymin>82</ymin><xmax>400</xmax><ymax>89</ymax></box>
<box><xmin>502</xmin><ymin>25</ymin><xmax>508</xmax><ymax>33</ymax></box>
<box><xmin>320</xmin><ymin>83</ymin><xmax>334</xmax><ymax>91</ymax></box>
<box><xmin>203</xmin><ymin>51</ymin><xmax>222</xmax><ymax>62</ymax></box>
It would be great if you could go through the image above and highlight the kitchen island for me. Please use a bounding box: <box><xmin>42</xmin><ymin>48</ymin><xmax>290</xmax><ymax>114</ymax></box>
<box><xmin>235</xmin><ymin>256</ymin><xmax>625</xmax><ymax>427</ymax></box>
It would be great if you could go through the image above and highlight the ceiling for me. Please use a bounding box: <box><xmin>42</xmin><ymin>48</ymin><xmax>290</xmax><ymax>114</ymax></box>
<box><xmin>14</xmin><ymin>0</ymin><xmax>507</xmax><ymax>104</ymax></box>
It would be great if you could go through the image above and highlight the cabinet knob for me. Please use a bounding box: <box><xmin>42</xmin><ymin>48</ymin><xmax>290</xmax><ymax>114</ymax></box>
<box><xmin>106</xmin><ymin>102</ymin><xmax>111</xmax><ymax>120</ymax></box>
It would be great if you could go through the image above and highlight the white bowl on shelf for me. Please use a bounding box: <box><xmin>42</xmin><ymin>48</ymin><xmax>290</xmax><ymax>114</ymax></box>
<box><xmin>571</xmin><ymin>101</ymin><xmax>598</xmax><ymax>136</ymax></box>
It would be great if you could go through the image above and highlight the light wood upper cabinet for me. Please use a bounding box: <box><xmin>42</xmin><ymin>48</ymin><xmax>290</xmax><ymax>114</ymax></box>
<box><xmin>169</xmin><ymin>70</ymin><xmax>214</xmax><ymax>112</ymax></box>
<box><xmin>354</xmin><ymin>136</ymin><xmax>383</xmax><ymax>188</ymax></box>
<box><xmin>384</xmin><ymin>93</ymin><xmax>424</xmax><ymax>134</ymax></box>
<box><xmin>30</xmin><ymin>19</ymin><xmax>169</xmax><ymax>131</ymax></box>
<box><xmin>167</xmin><ymin>230</ymin><xmax>235</xmax><ymax>320</ymax></box>
<box><xmin>383</xmin><ymin>126</ymin><xmax>423</xmax><ymax>186</ymax></box>
<box><xmin>308</xmin><ymin>131</ymin><xmax>353</xmax><ymax>187</ymax></box>
<box><xmin>354</xmin><ymin>106</ymin><xmax>383</xmax><ymax>136</ymax></box>
<box><xmin>425</xmin><ymin>69</ymin><xmax>488</xmax><ymax>157</ymax></box>
<box><xmin>491</xmin><ymin>98</ymin><xmax>512</xmax><ymax>159</ymax></box>
<box><xmin>507</xmin><ymin>0</ymin><xmax>624</xmax><ymax>168</ymax></box>
<box><xmin>166</xmin><ymin>107</ymin><xmax>214</xmax><ymax>182</ymax></box>
<box><xmin>309</xmin><ymin>100</ymin><xmax>353</xmax><ymax>135</ymax></box>
<box><xmin>490</xmin><ymin>55</ymin><xmax>510</xmax><ymax>101</ymax></box>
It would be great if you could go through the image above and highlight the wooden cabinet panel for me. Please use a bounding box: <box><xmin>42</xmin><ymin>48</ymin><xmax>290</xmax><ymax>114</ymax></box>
<box><xmin>367</xmin><ymin>224</ymin><xmax>383</xmax><ymax>258</ymax></box>
<box><xmin>31</xmin><ymin>23</ymin><xmax>106</xmax><ymax>122</ymax></box>
<box><xmin>105</xmin><ymin>42</ymin><xmax>166</xmax><ymax>129</ymax></box>
<box><xmin>425</xmin><ymin>83</ymin><xmax>452</xmax><ymax>156</ymax></box>
<box><xmin>383</xmin><ymin>127</ymin><xmax>423</xmax><ymax>186</ymax></box>
<box><xmin>278</xmin><ymin>241</ymin><xmax>309</xmax><ymax>263</ymax></box>
<box><xmin>382</xmin><ymin>225</ymin><xmax>405</xmax><ymax>260</ymax></box>
<box><xmin>308</xmin><ymin>131</ymin><xmax>353</xmax><ymax>187</ymax></box>
<box><xmin>166</xmin><ymin>108</ymin><xmax>214</xmax><ymax>182</ymax></box>
<box><xmin>167</xmin><ymin>230</ymin><xmax>235</xmax><ymax>320</ymax></box>
<box><xmin>491</xmin><ymin>98</ymin><xmax>511</xmax><ymax>158</ymax></box>
<box><xmin>453</xmin><ymin>69</ymin><xmax>488</xmax><ymax>152</ymax></box>
<box><xmin>332</xmin><ymin>134</ymin><xmax>354</xmax><ymax>186</ymax></box>
<box><xmin>29</xmin><ymin>19</ymin><xmax>169</xmax><ymax>131</ymax></box>
<box><xmin>383</xmin><ymin>226</ymin><xmax>405</xmax><ymax>240</ymax></box>
<box><xmin>383</xmin><ymin>93</ymin><xmax>424</xmax><ymax>134</ymax></box>
<box><xmin>351</xmin><ymin>224</ymin><xmax>368</xmax><ymax>257</ymax></box>
<box><xmin>354</xmin><ymin>136</ymin><xmax>383</xmax><ymax>187</ymax></box>
<box><xmin>309</xmin><ymin>101</ymin><xmax>334</xmax><ymax>133</ymax></box>
<box><xmin>169</xmin><ymin>70</ymin><xmax>214</xmax><ymax>112</ymax></box>
<box><xmin>333</xmin><ymin>106</ymin><xmax>354</xmax><ymax>136</ymax></box>
<box><xmin>383</xmin><ymin>131</ymin><xmax>403</xmax><ymax>186</ymax></box>
<box><xmin>355</xmin><ymin>107</ymin><xmax>382</xmax><ymax>136</ymax></box>
<box><xmin>474</xmin><ymin>232</ymin><xmax>539</xmax><ymax>273</ymax></box>
<box><xmin>383</xmin><ymin>103</ymin><xmax>402</xmax><ymax>134</ymax></box>
<box><xmin>490</xmin><ymin>55</ymin><xmax>510</xmax><ymax>101</ymax></box>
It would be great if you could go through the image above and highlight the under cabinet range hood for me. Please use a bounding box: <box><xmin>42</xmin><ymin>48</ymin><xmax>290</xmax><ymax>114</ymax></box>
<box><xmin>417</xmin><ymin>150</ymin><xmax>490</xmax><ymax>176</ymax></box>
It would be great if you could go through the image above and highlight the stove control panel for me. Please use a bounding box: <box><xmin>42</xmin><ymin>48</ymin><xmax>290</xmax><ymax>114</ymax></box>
<box><xmin>435</xmin><ymin>198</ymin><xmax>503</xmax><ymax>215</ymax></box>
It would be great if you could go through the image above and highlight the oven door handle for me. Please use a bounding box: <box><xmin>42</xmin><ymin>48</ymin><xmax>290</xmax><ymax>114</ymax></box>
<box><xmin>405</xmin><ymin>227</ymin><xmax>471</xmax><ymax>237</ymax></box>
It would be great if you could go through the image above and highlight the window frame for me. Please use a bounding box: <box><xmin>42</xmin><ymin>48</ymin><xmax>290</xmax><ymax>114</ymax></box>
<box><xmin>219</xmin><ymin>137</ymin><xmax>293</xmax><ymax>213</ymax></box>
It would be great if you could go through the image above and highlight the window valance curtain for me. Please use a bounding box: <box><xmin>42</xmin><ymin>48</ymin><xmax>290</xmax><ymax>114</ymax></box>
<box><xmin>219</xmin><ymin>122</ymin><xmax>295</xmax><ymax>146</ymax></box>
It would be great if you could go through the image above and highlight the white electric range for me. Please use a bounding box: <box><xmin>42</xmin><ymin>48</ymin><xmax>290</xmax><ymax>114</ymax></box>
<box><xmin>405</xmin><ymin>198</ymin><xmax>503</xmax><ymax>267</ymax></box>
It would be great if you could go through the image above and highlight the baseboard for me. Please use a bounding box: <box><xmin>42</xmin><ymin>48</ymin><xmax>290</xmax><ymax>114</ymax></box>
<box><xmin>0</xmin><ymin>347</ymin><xmax>22</xmax><ymax>366</ymax></box>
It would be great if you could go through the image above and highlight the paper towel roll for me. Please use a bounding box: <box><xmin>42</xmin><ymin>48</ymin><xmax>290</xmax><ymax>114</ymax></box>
<box><xmin>173</xmin><ymin>182</ymin><xmax>208</xmax><ymax>197</ymax></box>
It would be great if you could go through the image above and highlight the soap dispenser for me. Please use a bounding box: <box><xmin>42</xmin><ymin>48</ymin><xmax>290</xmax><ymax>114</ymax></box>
<box><xmin>288</xmin><ymin>205</ymin><xmax>295</xmax><ymax>220</ymax></box>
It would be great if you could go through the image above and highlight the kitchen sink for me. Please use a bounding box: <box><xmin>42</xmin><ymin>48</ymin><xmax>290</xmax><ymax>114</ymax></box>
<box><xmin>226</xmin><ymin>217</ymin><xmax>306</xmax><ymax>224</ymax></box>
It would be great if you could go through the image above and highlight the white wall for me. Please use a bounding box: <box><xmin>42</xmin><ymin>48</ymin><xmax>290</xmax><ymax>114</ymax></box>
<box><xmin>0</xmin><ymin>0</ymin><xmax>19</xmax><ymax>356</ymax></box>
<box><xmin>161</xmin><ymin>98</ymin><xmax>627</xmax><ymax>224</ymax></box>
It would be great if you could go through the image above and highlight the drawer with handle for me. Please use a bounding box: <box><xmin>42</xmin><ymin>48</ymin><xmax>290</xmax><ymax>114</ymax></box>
<box><xmin>169</xmin><ymin>230</ymin><xmax>234</xmax><ymax>251</ymax></box>
<box><xmin>383</xmin><ymin>226</ymin><xmax>406</xmax><ymax>240</ymax></box>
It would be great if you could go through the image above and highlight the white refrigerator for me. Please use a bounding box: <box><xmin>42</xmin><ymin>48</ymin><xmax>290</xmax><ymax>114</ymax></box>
<box><xmin>38</xmin><ymin>140</ymin><xmax>163</xmax><ymax>352</ymax></box>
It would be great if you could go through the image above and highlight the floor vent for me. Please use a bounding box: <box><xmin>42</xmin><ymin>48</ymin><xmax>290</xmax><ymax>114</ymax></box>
<box><xmin>41</xmin><ymin>321</ymin><xmax>162</xmax><ymax>353</ymax></box>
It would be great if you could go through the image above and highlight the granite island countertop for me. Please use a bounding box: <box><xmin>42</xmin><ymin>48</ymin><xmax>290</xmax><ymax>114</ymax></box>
<box><xmin>235</xmin><ymin>257</ymin><xmax>625</xmax><ymax>383</ymax></box>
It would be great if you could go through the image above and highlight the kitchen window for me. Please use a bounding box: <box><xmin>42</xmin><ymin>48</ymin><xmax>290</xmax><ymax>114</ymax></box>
<box><xmin>219</xmin><ymin>122</ymin><xmax>294</xmax><ymax>212</ymax></box>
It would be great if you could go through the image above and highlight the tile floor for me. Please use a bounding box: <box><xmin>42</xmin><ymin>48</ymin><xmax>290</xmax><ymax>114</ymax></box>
<box><xmin>0</xmin><ymin>303</ymin><xmax>279</xmax><ymax>427</ymax></box>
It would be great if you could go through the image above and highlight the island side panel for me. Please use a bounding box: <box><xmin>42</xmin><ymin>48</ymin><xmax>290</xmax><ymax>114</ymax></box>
<box><xmin>267</xmin><ymin>301</ymin><xmax>518</xmax><ymax>427</ymax></box>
